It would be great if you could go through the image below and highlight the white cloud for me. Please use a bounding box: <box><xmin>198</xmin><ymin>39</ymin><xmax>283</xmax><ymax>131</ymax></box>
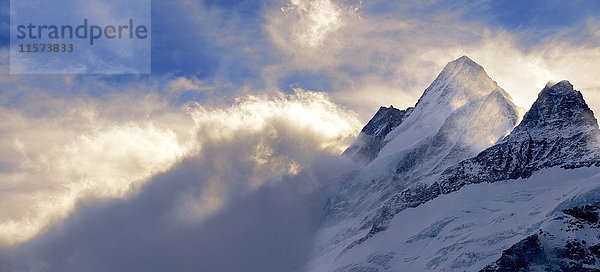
<box><xmin>0</xmin><ymin>83</ymin><xmax>361</xmax><ymax>271</ymax></box>
<box><xmin>465</xmin><ymin>29</ymin><xmax>600</xmax><ymax>114</ymax></box>
<box><xmin>171</xmin><ymin>88</ymin><xmax>361</xmax><ymax>225</ymax></box>
<box><xmin>166</xmin><ymin>76</ymin><xmax>212</xmax><ymax>94</ymax></box>
<box><xmin>0</xmin><ymin>84</ymin><xmax>360</xmax><ymax>245</ymax></box>
<box><xmin>265</xmin><ymin>1</ymin><xmax>600</xmax><ymax>121</ymax></box>
<box><xmin>0</xmin><ymin>94</ymin><xmax>197</xmax><ymax>245</ymax></box>
<box><xmin>281</xmin><ymin>0</ymin><xmax>345</xmax><ymax>48</ymax></box>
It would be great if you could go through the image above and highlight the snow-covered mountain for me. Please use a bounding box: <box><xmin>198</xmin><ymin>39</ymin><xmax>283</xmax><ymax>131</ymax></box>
<box><xmin>325</xmin><ymin>56</ymin><xmax>520</xmax><ymax>222</ymax></box>
<box><xmin>308</xmin><ymin>57</ymin><xmax>600</xmax><ymax>272</ymax></box>
<box><xmin>377</xmin><ymin>56</ymin><xmax>517</xmax><ymax>159</ymax></box>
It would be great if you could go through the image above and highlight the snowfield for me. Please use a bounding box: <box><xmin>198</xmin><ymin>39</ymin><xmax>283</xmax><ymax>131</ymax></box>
<box><xmin>309</xmin><ymin>166</ymin><xmax>600</xmax><ymax>272</ymax></box>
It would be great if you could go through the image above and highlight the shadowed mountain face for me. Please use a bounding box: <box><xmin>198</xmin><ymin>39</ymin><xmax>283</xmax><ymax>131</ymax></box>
<box><xmin>483</xmin><ymin>202</ymin><xmax>600</xmax><ymax>272</ymax></box>
<box><xmin>310</xmin><ymin>58</ymin><xmax>600</xmax><ymax>272</ymax></box>
<box><xmin>438</xmin><ymin>80</ymin><xmax>600</xmax><ymax>193</ymax></box>
<box><xmin>513</xmin><ymin>80</ymin><xmax>599</xmax><ymax>135</ymax></box>
<box><xmin>342</xmin><ymin>106</ymin><xmax>413</xmax><ymax>164</ymax></box>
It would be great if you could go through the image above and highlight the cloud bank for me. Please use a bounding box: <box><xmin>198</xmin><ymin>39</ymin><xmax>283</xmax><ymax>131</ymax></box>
<box><xmin>0</xmin><ymin>84</ymin><xmax>360</xmax><ymax>271</ymax></box>
<box><xmin>0</xmin><ymin>76</ymin><xmax>360</xmax><ymax>246</ymax></box>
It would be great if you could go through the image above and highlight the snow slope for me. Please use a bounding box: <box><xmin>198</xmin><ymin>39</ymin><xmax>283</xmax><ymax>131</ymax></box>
<box><xmin>378</xmin><ymin>55</ymin><xmax>512</xmax><ymax>158</ymax></box>
<box><xmin>309</xmin><ymin>167</ymin><xmax>600</xmax><ymax>272</ymax></box>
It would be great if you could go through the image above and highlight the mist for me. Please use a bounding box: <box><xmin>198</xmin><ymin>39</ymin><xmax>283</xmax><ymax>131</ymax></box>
<box><xmin>3</xmin><ymin>154</ymin><xmax>356</xmax><ymax>272</ymax></box>
<box><xmin>0</xmin><ymin>87</ymin><xmax>360</xmax><ymax>272</ymax></box>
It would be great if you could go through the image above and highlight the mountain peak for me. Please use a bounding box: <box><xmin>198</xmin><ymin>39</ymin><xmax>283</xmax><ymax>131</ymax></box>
<box><xmin>440</xmin><ymin>55</ymin><xmax>485</xmax><ymax>75</ymax></box>
<box><xmin>511</xmin><ymin>80</ymin><xmax>599</xmax><ymax>138</ymax></box>
<box><xmin>415</xmin><ymin>56</ymin><xmax>499</xmax><ymax>108</ymax></box>
<box><xmin>377</xmin><ymin>55</ymin><xmax>514</xmax><ymax>158</ymax></box>
<box><xmin>544</xmin><ymin>80</ymin><xmax>573</xmax><ymax>90</ymax></box>
<box><xmin>448</xmin><ymin>55</ymin><xmax>480</xmax><ymax>67</ymax></box>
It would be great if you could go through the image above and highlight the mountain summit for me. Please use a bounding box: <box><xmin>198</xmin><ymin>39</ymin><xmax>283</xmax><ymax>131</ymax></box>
<box><xmin>344</xmin><ymin>55</ymin><xmax>518</xmax><ymax>166</ymax></box>
<box><xmin>321</xmin><ymin>56</ymin><xmax>520</xmax><ymax>257</ymax></box>
<box><xmin>415</xmin><ymin>55</ymin><xmax>497</xmax><ymax>106</ymax></box>
<box><xmin>342</xmin><ymin>55</ymin><xmax>501</xmax><ymax>164</ymax></box>
<box><xmin>509</xmin><ymin>80</ymin><xmax>598</xmax><ymax>140</ymax></box>
<box><xmin>356</xmin><ymin>80</ymin><xmax>600</xmax><ymax>240</ymax></box>
<box><xmin>377</xmin><ymin>55</ymin><xmax>512</xmax><ymax>158</ymax></box>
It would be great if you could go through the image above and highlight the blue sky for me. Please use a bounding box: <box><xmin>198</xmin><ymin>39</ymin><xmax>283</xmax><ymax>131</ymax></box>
<box><xmin>148</xmin><ymin>0</ymin><xmax>599</xmax><ymax>93</ymax></box>
<box><xmin>1</xmin><ymin>0</ymin><xmax>596</xmax><ymax>79</ymax></box>
<box><xmin>487</xmin><ymin>0</ymin><xmax>600</xmax><ymax>33</ymax></box>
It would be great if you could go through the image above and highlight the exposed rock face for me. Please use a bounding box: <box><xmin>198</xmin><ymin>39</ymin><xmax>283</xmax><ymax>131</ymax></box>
<box><xmin>483</xmin><ymin>203</ymin><xmax>600</xmax><ymax>272</ymax></box>
<box><xmin>343</xmin><ymin>106</ymin><xmax>413</xmax><ymax>164</ymax></box>
<box><xmin>481</xmin><ymin>235</ymin><xmax>547</xmax><ymax>272</ymax></box>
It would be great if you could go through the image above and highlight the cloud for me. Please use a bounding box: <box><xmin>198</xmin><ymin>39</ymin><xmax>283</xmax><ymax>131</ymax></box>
<box><xmin>280</xmin><ymin>0</ymin><xmax>347</xmax><ymax>48</ymax></box>
<box><xmin>0</xmin><ymin>92</ymin><xmax>197</xmax><ymax>245</ymax></box>
<box><xmin>0</xmin><ymin>86</ymin><xmax>360</xmax><ymax>271</ymax></box>
<box><xmin>165</xmin><ymin>76</ymin><xmax>216</xmax><ymax>95</ymax></box>
<box><xmin>264</xmin><ymin>1</ymin><xmax>600</xmax><ymax>121</ymax></box>
<box><xmin>169</xmin><ymin>88</ymin><xmax>360</xmax><ymax>225</ymax></box>
<box><xmin>3</xmin><ymin>155</ymin><xmax>356</xmax><ymax>272</ymax></box>
<box><xmin>0</xmin><ymin>79</ymin><xmax>360</xmax><ymax>247</ymax></box>
<box><xmin>463</xmin><ymin>27</ymin><xmax>600</xmax><ymax>114</ymax></box>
